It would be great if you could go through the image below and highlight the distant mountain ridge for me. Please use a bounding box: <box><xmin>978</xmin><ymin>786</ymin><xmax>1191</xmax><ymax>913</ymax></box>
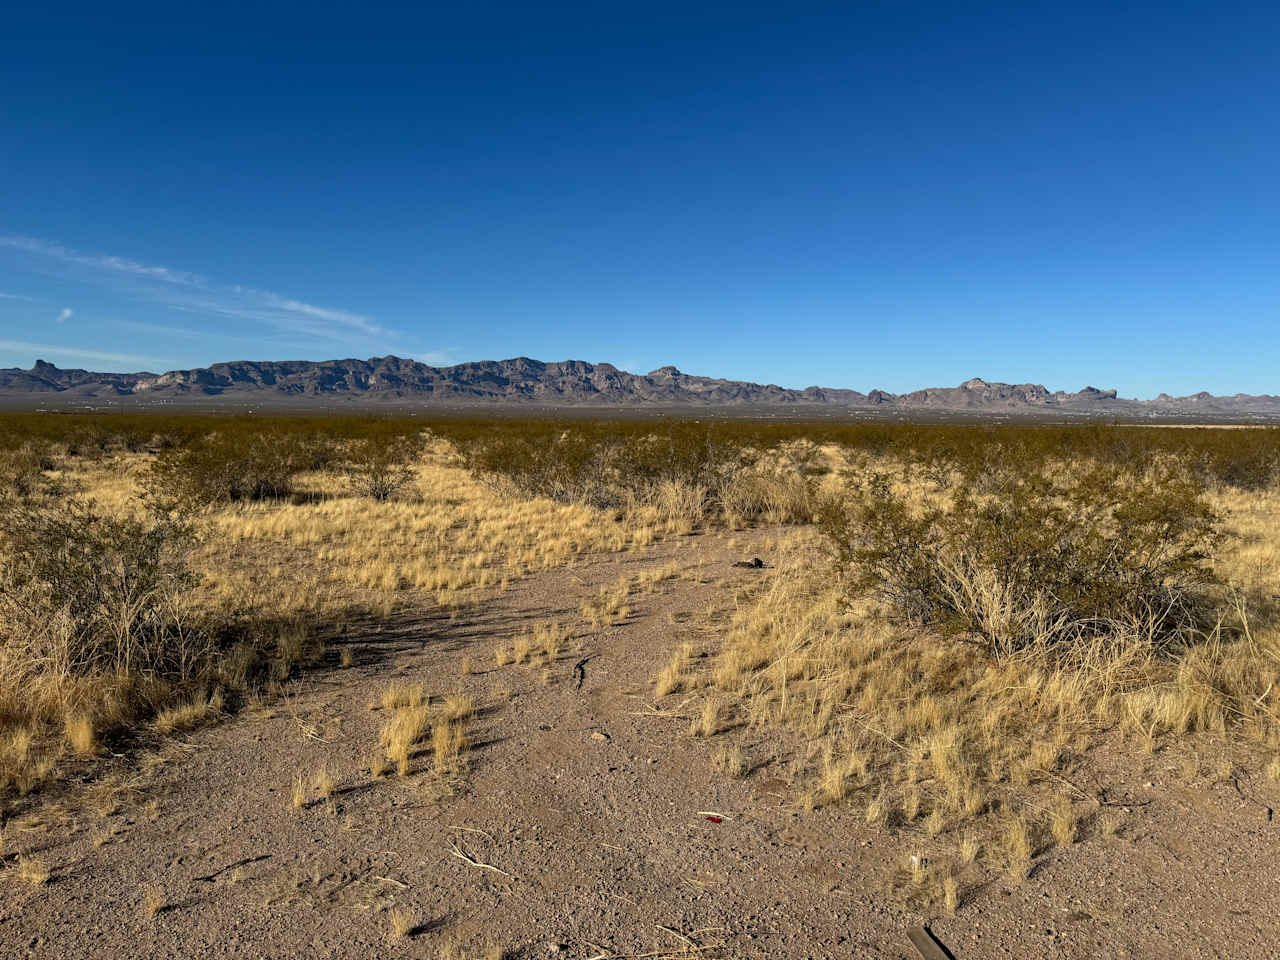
<box><xmin>3</xmin><ymin>356</ymin><xmax>1279</xmax><ymax>418</ymax></box>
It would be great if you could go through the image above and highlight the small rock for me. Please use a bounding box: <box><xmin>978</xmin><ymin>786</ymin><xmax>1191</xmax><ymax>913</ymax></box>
<box><xmin>591</xmin><ymin>731</ymin><xmax>609</xmax><ymax>742</ymax></box>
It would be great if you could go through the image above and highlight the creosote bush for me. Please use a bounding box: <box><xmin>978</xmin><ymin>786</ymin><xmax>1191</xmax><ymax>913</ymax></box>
<box><xmin>347</xmin><ymin>435</ymin><xmax>423</xmax><ymax>501</ymax></box>
<box><xmin>0</xmin><ymin>444</ymin><xmax>57</xmax><ymax>500</ymax></box>
<box><xmin>147</xmin><ymin>430</ymin><xmax>331</xmax><ymax>506</ymax></box>
<box><xmin>0</xmin><ymin>494</ymin><xmax>322</xmax><ymax>800</ymax></box>
<box><xmin>456</xmin><ymin>422</ymin><xmax>820</xmax><ymax>526</ymax></box>
<box><xmin>0</xmin><ymin>498</ymin><xmax>210</xmax><ymax>734</ymax></box>
<box><xmin>819</xmin><ymin>463</ymin><xmax>1222</xmax><ymax>658</ymax></box>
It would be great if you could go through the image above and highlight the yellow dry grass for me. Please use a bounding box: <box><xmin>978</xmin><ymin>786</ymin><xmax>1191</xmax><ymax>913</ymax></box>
<box><xmin>15</xmin><ymin>855</ymin><xmax>50</xmax><ymax>886</ymax></box>
<box><xmin>202</xmin><ymin>447</ymin><xmax>666</xmax><ymax>621</ymax></box>
<box><xmin>151</xmin><ymin>690</ymin><xmax>224</xmax><ymax>735</ymax></box>
<box><xmin>376</xmin><ymin>683</ymin><xmax>473</xmax><ymax>779</ymax></box>
<box><xmin>389</xmin><ymin>907</ymin><xmax>415</xmax><ymax>939</ymax></box>
<box><xmin>142</xmin><ymin>884</ymin><xmax>166</xmax><ymax>919</ymax></box>
<box><xmin>662</xmin><ymin>476</ymin><xmax>1280</xmax><ymax>881</ymax></box>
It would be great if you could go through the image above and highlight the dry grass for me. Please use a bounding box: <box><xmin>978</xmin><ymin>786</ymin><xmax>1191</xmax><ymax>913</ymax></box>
<box><xmin>381</xmin><ymin>682</ymin><xmax>428</xmax><ymax>711</ymax></box>
<box><xmin>669</xmin><ymin>472</ymin><xmax>1280</xmax><ymax>882</ymax></box>
<box><xmin>142</xmin><ymin>884</ymin><xmax>166</xmax><ymax>918</ymax></box>
<box><xmin>16</xmin><ymin>855</ymin><xmax>49</xmax><ymax>886</ymax></box>
<box><xmin>203</xmin><ymin>442</ymin><xmax>665</xmax><ymax>623</ymax></box>
<box><xmin>1003</xmin><ymin>817</ymin><xmax>1034</xmax><ymax>880</ymax></box>
<box><xmin>375</xmin><ymin>684</ymin><xmax>472</xmax><ymax>779</ymax></box>
<box><xmin>380</xmin><ymin>704</ymin><xmax>431</xmax><ymax>776</ymax></box>
<box><xmin>0</xmin><ymin>428</ymin><xmax>822</xmax><ymax>803</ymax></box>
<box><xmin>1050</xmin><ymin>795</ymin><xmax>1078</xmax><ymax>847</ymax></box>
<box><xmin>64</xmin><ymin>714</ymin><xmax>98</xmax><ymax>758</ymax></box>
<box><xmin>6</xmin><ymin>426</ymin><xmax>1280</xmax><ymax>922</ymax></box>
<box><xmin>654</xmin><ymin>642</ymin><xmax>697</xmax><ymax>698</ymax></box>
<box><xmin>152</xmin><ymin>690</ymin><xmax>224</xmax><ymax>735</ymax></box>
<box><xmin>314</xmin><ymin>765</ymin><xmax>336</xmax><ymax>800</ymax></box>
<box><xmin>712</xmin><ymin>743</ymin><xmax>746</xmax><ymax>778</ymax></box>
<box><xmin>689</xmin><ymin>697</ymin><xmax>724</xmax><ymax>738</ymax></box>
<box><xmin>1101</xmin><ymin>810</ymin><xmax>1124</xmax><ymax>837</ymax></box>
<box><xmin>0</xmin><ymin>727</ymin><xmax>55</xmax><ymax>798</ymax></box>
<box><xmin>0</xmin><ymin>436</ymin><xmax>677</xmax><ymax>804</ymax></box>
<box><xmin>511</xmin><ymin>622</ymin><xmax>570</xmax><ymax>667</ymax></box>
<box><xmin>581</xmin><ymin>580</ymin><xmax>633</xmax><ymax>628</ymax></box>
<box><xmin>390</xmin><ymin>907</ymin><xmax>416</xmax><ymax>939</ymax></box>
<box><xmin>437</xmin><ymin>940</ymin><xmax>503</xmax><ymax>960</ymax></box>
<box><xmin>943</xmin><ymin>874</ymin><xmax>960</xmax><ymax>914</ymax></box>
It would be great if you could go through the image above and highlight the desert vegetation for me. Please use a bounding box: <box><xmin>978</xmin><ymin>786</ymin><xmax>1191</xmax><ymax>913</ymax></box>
<box><xmin>645</xmin><ymin>424</ymin><xmax>1280</xmax><ymax>905</ymax></box>
<box><xmin>1</xmin><ymin>410</ymin><xmax>1278</xmax><ymax>950</ymax></box>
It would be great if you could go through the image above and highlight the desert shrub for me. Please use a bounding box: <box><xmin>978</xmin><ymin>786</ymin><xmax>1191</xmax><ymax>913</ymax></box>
<box><xmin>645</xmin><ymin>478</ymin><xmax>711</xmax><ymax>530</ymax></box>
<box><xmin>458</xmin><ymin>422</ymin><xmax>762</xmax><ymax>521</ymax></box>
<box><xmin>0</xmin><ymin>499</ymin><xmax>207</xmax><ymax>727</ymax></box>
<box><xmin>462</xmin><ymin>429</ymin><xmax>627</xmax><ymax>507</ymax></box>
<box><xmin>347</xmin><ymin>435</ymin><xmax>424</xmax><ymax>501</ymax></box>
<box><xmin>0</xmin><ymin>412</ymin><xmax>1275</xmax><ymax>493</ymax></box>
<box><xmin>147</xmin><ymin>430</ymin><xmax>328</xmax><ymax>506</ymax></box>
<box><xmin>1197</xmin><ymin>445</ymin><xmax>1280</xmax><ymax>491</ymax></box>
<box><xmin>0</xmin><ymin>500</ymin><xmax>199</xmax><ymax>673</ymax></box>
<box><xmin>721</xmin><ymin>470</ymin><xmax>816</xmax><ymax>525</ymax></box>
<box><xmin>62</xmin><ymin>425</ymin><xmax>111</xmax><ymax>459</ymax></box>
<box><xmin>0</xmin><ymin>444</ymin><xmax>56</xmax><ymax>500</ymax></box>
<box><xmin>694</xmin><ymin>530</ymin><xmax>1280</xmax><ymax>876</ymax></box>
<box><xmin>819</xmin><ymin>463</ymin><xmax>1222</xmax><ymax>658</ymax></box>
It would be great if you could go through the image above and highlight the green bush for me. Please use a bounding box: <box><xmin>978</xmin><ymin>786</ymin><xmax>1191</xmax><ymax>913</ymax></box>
<box><xmin>0</xmin><ymin>499</ymin><xmax>200</xmax><ymax>678</ymax></box>
<box><xmin>347</xmin><ymin>435</ymin><xmax>423</xmax><ymax>501</ymax></box>
<box><xmin>819</xmin><ymin>463</ymin><xmax>1223</xmax><ymax>658</ymax></box>
<box><xmin>458</xmin><ymin>422</ymin><xmax>754</xmax><ymax>516</ymax></box>
<box><xmin>0</xmin><ymin>445</ymin><xmax>54</xmax><ymax>500</ymax></box>
<box><xmin>147</xmin><ymin>431</ymin><xmax>329</xmax><ymax>506</ymax></box>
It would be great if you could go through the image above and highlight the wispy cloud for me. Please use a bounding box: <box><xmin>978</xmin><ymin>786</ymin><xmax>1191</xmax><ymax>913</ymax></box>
<box><xmin>0</xmin><ymin>234</ymin><xmax>386</xmax><ymax>341</ymax></box>
<box><xmin>56</xmin><ymin>307</ymin><xmax>72</xmax><ymax>323</ymax></box>
<box><xmin>0</xmin><ymin>339</ymin><xmax>160</xmax><ymax>368</ymax></box>
<box><xmin>409</xmin><ymin>349</ymin><xmax>456</xmax><ymax>365</ymax></box>
<box><xmin>0</xmin><ymin>291</ymin><xmax>37</xmax><ymax>301</ymax></box>
<box><xmin>0</xmin><ymin>236</ymin><xmax>206</xmax><ymax>286</ymax></box>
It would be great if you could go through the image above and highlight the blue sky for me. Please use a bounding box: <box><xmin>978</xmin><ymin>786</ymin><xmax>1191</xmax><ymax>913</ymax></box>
<box><xmin>2</xmin><ymin>1</ymin><xmax>1278</xmax><ymax>398</ymax></box>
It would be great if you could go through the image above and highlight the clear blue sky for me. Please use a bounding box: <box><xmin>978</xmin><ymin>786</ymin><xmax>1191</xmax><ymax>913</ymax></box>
<box><xmin>2</xmin><ymin>1</ymin><xmax>1277</xmax><ymax>398</ymax></box>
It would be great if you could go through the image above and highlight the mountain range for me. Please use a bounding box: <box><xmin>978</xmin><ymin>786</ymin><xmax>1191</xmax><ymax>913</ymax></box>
<box><xmin>3</xmin><ymin>356</ymin><xmax>1278</xmax><ymax>419</ymax></box>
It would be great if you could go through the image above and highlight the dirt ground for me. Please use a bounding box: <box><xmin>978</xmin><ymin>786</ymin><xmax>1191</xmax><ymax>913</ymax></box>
<box><xmin>2</xmin><ymin>528</ymin><xmax>1277</xmax><ymax>959</ymax></box>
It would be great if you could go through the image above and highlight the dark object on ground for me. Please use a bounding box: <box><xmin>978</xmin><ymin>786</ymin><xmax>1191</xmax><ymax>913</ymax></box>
<box><xmin>907</xmin><ymin>925</ymin><xmax>956</xmax><ymax>960</ymax></box>
<box><xmin>573</xmin><ymin>656</ymin><xmax>592</xmax><ymax>689</ymax></box>
<box><xmin>732</xmin><ymin>557</ymin><xmax>769</xmax><ymax>569</ymax></box>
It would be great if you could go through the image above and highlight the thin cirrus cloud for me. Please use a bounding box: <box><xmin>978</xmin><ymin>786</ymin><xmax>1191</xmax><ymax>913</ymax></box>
<box><xmin>57</xmin><ymin>307</ymin><xmax>72</xmax><ymax>323</ymax></box>
<box><xmin>0</xmin><ymin>339</ymin><xmax>160</xmax><ymax>368</ymax></box>
<box><xmin>0</xmin><ymin>235</ymin><xmax>386</xmax><ymax>342</ymax></box>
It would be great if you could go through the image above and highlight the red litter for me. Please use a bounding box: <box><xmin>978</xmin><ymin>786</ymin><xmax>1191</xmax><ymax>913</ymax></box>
<box><xmin>704</xmin><ymin>815</ymin><xmax>723</xmax><ymax>824</ymax></box>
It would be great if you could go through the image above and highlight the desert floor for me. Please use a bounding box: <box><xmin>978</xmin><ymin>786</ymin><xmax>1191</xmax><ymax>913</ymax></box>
<box><xmin>3</xmin><ymin>523</ymin><xmax>1277</xmax><ymax>960</ymax></box>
